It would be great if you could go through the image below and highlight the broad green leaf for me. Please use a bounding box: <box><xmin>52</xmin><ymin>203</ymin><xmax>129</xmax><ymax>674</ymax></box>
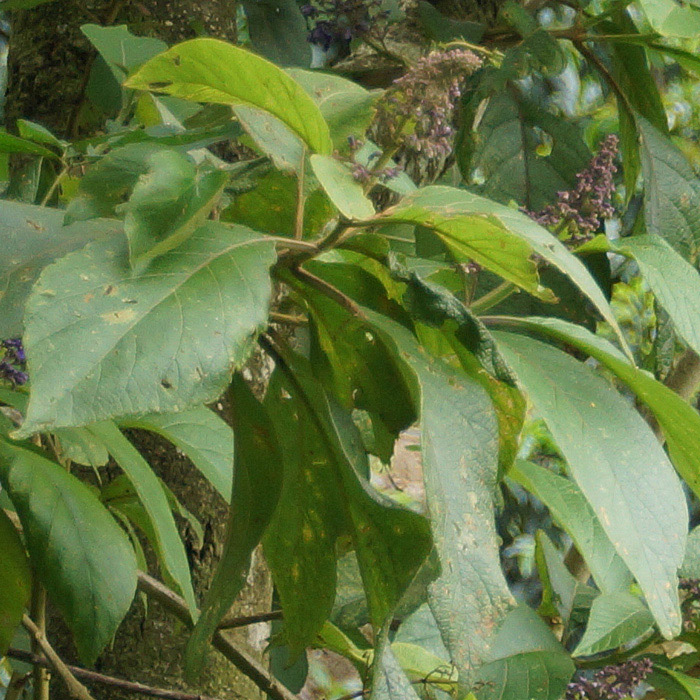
<box><xmin>416</xmin><ymin>0</ymin><xmax>483</xmax><ymax>42</ymax></box>
<box><xmin>638</xmin><ymin>0</ymin><xmax>700</xmax><ymax>38</ymax></box>
<box><xmin>262</xmin><ymin>369</ymin><xmax>342</xmax><ymax>657</ymax></box>
<box><xmin>18</xmin><ymin>223</ymin><xmax>276</xmax><ymax>436</ymax></box>
<box><xmin>54</xmin><ymin>427</ymin><xmax>110</xmax><ymax>467</ymax></box>
<box><xmin>0</xmin><ymin>199</ymin><xmax>121</xmax><ymax>337</ymax></box>
<box><xmin>495</xmin><ymin>316</ymin><xmax>700</xmax><ymax>503</ymax></box>
<box><xmin>121</xmin><ymin>407</ymin><xmax>233</xmax><ymax>501</ymax></box>
<box><xmin>16</xmin><ymin>120</ymin><xmax>65</xmax><ymax>150</ymax></box>
<box><xmin>391</xmin><ymin>642</ymin><xmax>455</xmax><ymax>691</ymax></box>
<box><xmin>310</xmin><ymin>154</ymin><xmax>374</xmax><ymax>220</ymax></box>
<box><xmin>0</xmin><ymin>131</ymin><xmax>58</xmax><ymax>158</ymax></box>
<box><xmin>234</xmin><ymin>106</ymin><xmax>304</xmax><ymax>173</ymax></box>
<box><xmin>81</xmin><ymin>24</ymin><xmax>167</xmax><ymax>76</ymax></box>
<box><xmin>616</xmin><ymin>234</ymin><xmax>700</xmax><ymax>354</ymax></box>
<box><xmin>649</xmin><ymin>668</ymin><xmax>700</xmax><ymax>700</ymax></box>
<box><xmin>266</xmin><ymin>346</ymin><xmax>432</xmax><ymax>647</ymax></box>
<box><xmin>511</xmin><ymin>460</ymin><xmax>631</xmax><ymax>594</ymax></box>
<box><xmin>395</xmin><ymin>604</ymin><xmax>449</xmax><ymax>660</ymax></box>
<box><xmin>461</xmin><ymin>92</ymin><xmax>590</xmax><ymax>211</ymax></box>
<box><xmin>288</xmin><ymin>69</ymin><xmax>379</xmax><ymax>150</ymax></box>
<box><xmin>473</xmin><ymin>607</ymin><xmax>574</xmax><ymax>700</ymax></box>
<box><xmin>494</xmin><ymin>332</ymin><xmax>687</xmax><ymax>638</ymax></box>
<box><xmin>681</xmin><ymin>525</ymin><xmax>700</xmax><ymax>578</ymax></box>
<box><xmin>0</xmin><ymin>439</ymin><xmax>137</xmax><ymax>664</ymax></box>
<box><xmin>379</xmin><ymin>186</ymin><xmax>629</xmax><ymax>355</ymax></box>
<box><xmin>243</xmin><ymin>0</ymin><xmax>311</xmax><ymax>67</ymax></box>
<box><xmin>369</xmin><ymin>632</ymin><xmax>423</xmax><ymax>700</ymax></box>
<box><xmin>125</xmin><ymin>39</ymin><xmax>333</xmax><ymax>154</ymax></box>
<box><xmin>0</xmin><ymin>508</ymin><xmax>31</xmax><ymax>656</ymax></box>
<box><xmin>638</xmin><ymin>117</ymin><xmax>700</xmax><ymax>262</ymax></box>
<box><xmin>367</xmin><ymin>312</ymin><xmax>515</xmax><ymax>686</ymax></box>
<box><xmin>186</xmin><ymin>375</ymin><xmax>282</xmax><ymax>675</ymax></box>
<box><xmin>573</xmin><ymin>592</ymin><xmax>654</xmax><ymax>657</ymax></box>
<box><xmin>89</xmin><ymin>421</ymin><xmax>196</xmax><ymax>613</ymax></box>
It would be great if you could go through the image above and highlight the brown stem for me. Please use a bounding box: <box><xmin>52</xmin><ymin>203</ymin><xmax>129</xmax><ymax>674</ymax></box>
<box><xmin>22</xmin><ymin>615</ymin><xmax>96</xmax><ymax>700</ymax></box>
<box><xmin>29</xmin><ymin>585</ymin><xmax>49</xmax><ymax>700</ymax></box>
<box><xmin>295</xmin><ymin>148</ymin><xmax>307</xmax><ymax>240</ymax></box>
<box><xmin>290</xmin><ymin>267</ymin><xmax>362</xmax><ymax>317</ymax></box>
<box><xmin>269</xmin><ymin>312</ymin><xmax>308</xmax><ymax>326</ymax></box>
<box><xmin>217</xmin><ymin>609</ymin><xmax>283</xmax><ymax>630</ymax></box>
<box><xmin>5</xmin><ymin>649</ymin><xmax>224</xmax><ymax>700</ymax></box>
<box><xmin>136</xmin><ymin>572</ymin><xmax>298</xmax><ymax>700</ymax></box>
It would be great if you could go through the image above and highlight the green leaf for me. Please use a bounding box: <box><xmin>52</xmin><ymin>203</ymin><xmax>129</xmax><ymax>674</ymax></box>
<box><xmin>185</xmin><ymin>375</ymin><xmax>282</xmax><ymax>675</ymax></box>
<box><xmin>473</xmin><ymin>606</ymin><xmax>575</xmax><ymax>700</ymax></box>
<box><xmin>638</xmin><ymin>0</ymin><xmax>700</xmax><ymax>38</ymax></box>
<box><xmin>89</xmin><ymin>422</ymin><xmax>196</xmax><ymax>612</ymax></box>
<box><xmin>366</xmin><ymin>312</ymin><xmax>515</xmax><ymax>687</ymax></box>
<box><xmin>380</xmin><ymin>186</ymin><xmax>630</xmax><ymax>355</ymax></box>
<box><xmin>287</xmin><ymin>69</ymin><xmax>379</xmax><ymax>150</ymax></box>
<box><xmin>415</xmin><ymin>1</ymin><xmax>483</xmax><ymax>43</ymax></box>
<box><xmin>573</xmin><ymin>592</ymin><xmax>654</xmax><ymax>657</ymax></box>
<box><xmin>461</xmin><ymin>91</ymin><xmax>590</xmax><ymax>211</ymax></box>
<box><xmin>266</xmin><ymin>346</ymin><xmax>432</xmax><ymax>646</ymax></box>
<box><xmin>81</xmin><ymin>24</ymin><xmax>167</xmax><ymax>76</ymax></box>
<box><xmin>0</xmin><ymin>199</ymin><xmax>121</xmax><ymax>337</ymax></box>
<box><xmin>0</xmin><ymin>131</ymin><xmax>58</xmax><ymax>158</ymax></box>
<box><xmin>16</xmin><ymin>120</ymin><xmax>65</xmax><ymax>150</ymax></box>
<box><xmin>681</xmin><ymin>525</ymin><xmax>700</xmax><ymax>578</ymax></box>
<box><xmin>0</xmin><ymin>508</ymin><xmax>31</xmax><ymax>656</ymax></box>
<box><xmin>310</xmin><ymin>154</ymin><xmax>374</xmax><ymax>220</ymax></box>
<box><xmin>494</xmin><ymin>332</ymin><xmax>686</xmax><ymax>638</ymax></box>
<box><xmin>638</xmin><ymin>117</ymin><xmax>700</xmax><ymax>262</ymax></box>
<box><xmin>369</xmin><ymin>632</ymin><xmax>423</xmax><ymax>700</ymax></box>
<box><xmin>512</xmin><ymin>460</ymin><xmax>631</xmax><ymax>594</ymax></box>
<box><xmin>242</xmin><ymin>0</ymin><xmax>311</xmax><ymax>67</ymax></box>
<box><xmin>121</xmin><ymin>407</ymin><xmax>233</xmax><ymax>501</ymax></box>
<box><xmin>495</xmin><ymin>316</ymin><xmax>700</xmax><ymax>505</ymax></box>
<box><xmin>0</xmin><ymin>0</ymin><xmax>56</xmax><ymax>8</ymax></box>
<box><xmin>395</xmin><ymin>604</ymin><xmax>449</xmax><ymax>660</ymax></box>
<box><xmin>54</xmin><ymin>427</ymin><xmax>110</xmax><ymax>467</ymax></box>
<box><xmin>125</xmin><ymin>39</ymin><xmax>333</xmax><ymax>155</ymax></box>
<box><xmin>0</xmin><ymin>439</ymin><xmax>137</xmax><ymax>664</ymax></box>
<box><xmin>18</xmin><ymin>222</ymin><xmax>276</xmax><ymax>436</ymax></box>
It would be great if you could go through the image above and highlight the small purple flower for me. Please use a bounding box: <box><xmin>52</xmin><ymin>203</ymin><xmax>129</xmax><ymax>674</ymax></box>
<box><xmin>526</xmin><ymin>135</ymin><xmax>619</xmax><ymax>243</ymax></box>
<box><xmin>566</xmin><ymin>659</ymin><xmax>653</xmax><ymax>700</ymax></box>
<box><xmin>302</xmin><ymin>0</ymin><xmax>384</xmax><ymax>49</ymax></box>
<box><xmin>0</xmin><ymin>338</ymin><xmax>27</xmax><ymax>386</ymax></box>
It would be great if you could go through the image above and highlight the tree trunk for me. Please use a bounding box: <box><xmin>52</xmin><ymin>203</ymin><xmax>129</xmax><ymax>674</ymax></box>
<box><xmin>4</xmin><ymin>4</ymin><xmax>274</xmax><ymax>698</ymax></box>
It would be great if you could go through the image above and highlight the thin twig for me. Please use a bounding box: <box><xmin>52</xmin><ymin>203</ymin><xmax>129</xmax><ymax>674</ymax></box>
<box><xmin>29</xmin><ymin>585</ymin><xmax>49</xmax><ymax>700</ymax></box>
<box><xmin>136</xmin><ymin>572</ymin><xmax>298</xmax><ymax>700</ymax></box>
<box><xmin>217</xmin><ymin>609</ymin><xmax>283</xmax><ymax>630</ymax></box>
<box><xmin>22</xmin><ymin>615</ymin><xmax>96</xmax><ymax>700</ymax></box>
<box><xmin>295</xmin><ymin>148</ymin><xmax>307</xmax><ymax>240</ymax></box>
<box><xmin>268</xmin><ymin>313</ymin><xmax>308</xmax><ymax>326</ymax></box>
<box><xmin>4</xmin><ymin>649</ymin><xmax>223</xmax><ymax>700</ymax></box>
<box><xmin>40</xmin><ymin>165</ymin><xmax>69</xmax><ymax>207</ymax></box>
<box><xmin>290</xmin><ymin>267</ymin><xmax>362</xmax><ymax>317</ymax></box>
<box><xmin>575</xmin><ymin>41</ymin><xmax>635</xmax><ymax>116</ymax></box>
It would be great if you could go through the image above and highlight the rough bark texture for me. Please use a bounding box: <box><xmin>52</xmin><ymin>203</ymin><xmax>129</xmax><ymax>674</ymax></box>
<box><xmin>5</xmin><ymin>3</ymin><xmax>273</xmax><ymax>698</ymax></box>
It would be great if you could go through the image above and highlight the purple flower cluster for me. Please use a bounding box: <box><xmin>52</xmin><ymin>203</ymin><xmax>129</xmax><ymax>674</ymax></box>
<box><xmin>0</xmin><ymin>338</ymin><xmax>27</xmax><ymax>386</ymax></box>
<box><xmin>300</xmin><ymin>0</ymin><xmax>385</xmax><ymax>50</ymax></box>
<box><xmin>566</xmin><ymin>659</ymin><xmax>653</xmax><ymax>700</ymax></box>
<box><xmin>680</xmin><ymin>578</ymin><xmax>700</xmax><ymax>598</ymax></box>
<box><xmin>529</xmin><ymin>135</ymin><xmax>619</xmax><ymax>242</ymax></box>
<box><xmin>373</xmin><ymin>48</ymin><xmax>482</xmax><ymax>160</ymax></box>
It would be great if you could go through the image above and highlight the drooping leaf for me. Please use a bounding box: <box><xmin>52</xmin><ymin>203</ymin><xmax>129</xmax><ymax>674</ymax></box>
<box><xmin>494</xmin><ymin>332</ymin><xmax>687</xmax><ymax>638</ymax></box>
<box><xmin>511</xmin><ymin>460</ymin><xmax>631</xmax><ymax>594</ymax></box>
<box><xmin>185</xmin><ymin>375</ymin><xmax>282</xmax><ymax>675</ymax></box>
<box><xmin>367</xmin><ymin>312</ymin><xmax>515</xmax><ymax>687</ymax></box>
<box><xmin>495</xmin><ymin>316</ymin><xmax>700</xmax><ymax>503</ymax></box>
<box><xmin>638</xmin><ymin>117</ymin><xmax>700</xmax><ymax>262</ymax></box>
<box><xmin>0</xmin><ymin>199</ymin><xmax>121</xmax><ymax>337</ymax></box>
<box><xmin>310</xmin><ymin>154</ymin><xmax>375</xmax><ymax>220</ymax></box>
<box><xmin>0</xmin><ymin>438</ymin><xmax>137</xmax><ymax>664</ymax></box>
<box><xmin>473</xmin><ymin>606</ymin><xmax>575</xmax><ymax>700</ymax></box>
<box><xmin>16</xmin><ymin>120</ymin><xmax>65</xmax><ymax>150</ymax></box>
<box><xmin>54</xmin><ymin>427</ymin><xmax>110</xmax><ymax>468</ymax></box>
<box><xmin>125</xmin><ymin>39</ymin><xmax>333</xmax><ymax>154</ymax></box>
<box><xmin>243</xmin><ymin>0</ymin><xmax>311</xmax><ymax>67</ymax></box>
<box><xmin>0</xmin><ymin>131</ymin><xmax>59</xmax><ymax>158</ymax></box>
<box><xmin>379</xmin><ymin>186</ymin><xmax>630</xmax><ymax>355</ymax></box>
<box><xmin>461</xmin><ymin>91</ymin><xmax>590</xmax><ymax>211</ymax></box>
<box><xmin>0</xmin><ymin>508</ymin><xmax>31</xmax><ymax>655</ymax></box>
<box><xmin>89</xmin><ymin>421</ymin><xmax>196</xmax><ymax>613</ymax></box>
<box><xmin>264</xmin><ymin>344</ymin><xmax>432</xmax><ymax>651</ymax></box>
<box><xmin>121</xmin><ymin>407</ymin><xmax>233</xmax><ymax>501</ymax></box>
<box><xmin>18</xmin><ymin>223</ymin><xmax>276</xmax><ymax>436</ymax></box>
<box><xmin>573</xmin><ymin>592</ymin><xmax>654</xmax><ymax>657</ymax></box>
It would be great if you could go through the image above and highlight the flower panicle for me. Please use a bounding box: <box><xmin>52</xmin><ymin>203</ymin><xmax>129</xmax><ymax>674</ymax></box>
<box><xmin>0</xmin><ymin>338</ymin><xmax>27</xmax><ymax>386</ymax></box>
<box><xmin>566</xmin><ymin>659</ymin><xmax>653</xmax><ymax>700</ymax></box>
<box><xmin>528</xmin><ymin>134</ymin><xmax>619</xmax><ymax>242</ymax></box>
